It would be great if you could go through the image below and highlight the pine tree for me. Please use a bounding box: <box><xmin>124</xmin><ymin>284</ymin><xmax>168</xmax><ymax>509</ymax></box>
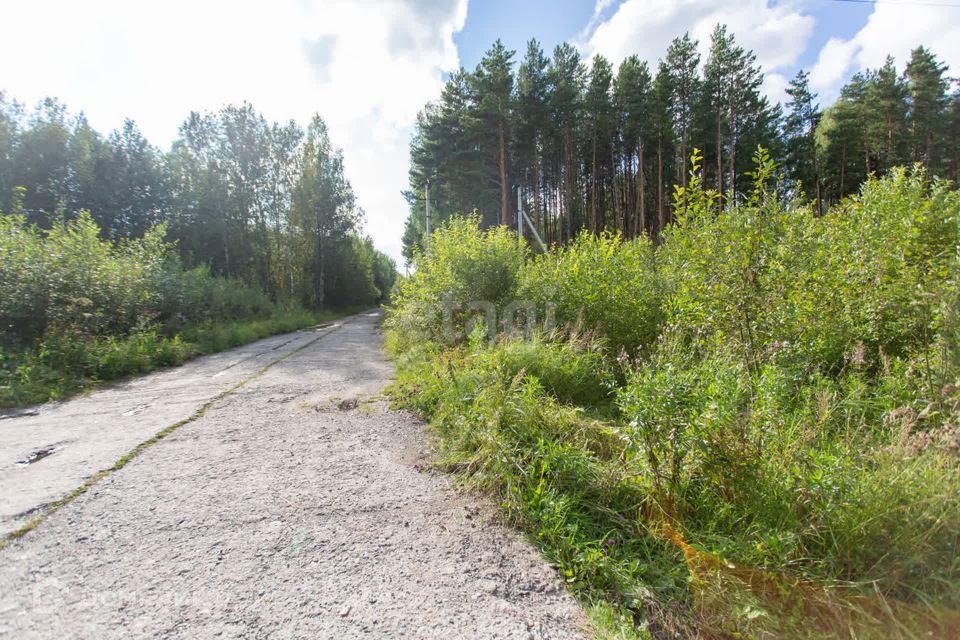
<box><xmin>946</xmin><ymin>84</ymin><xmax>960</xmax><ymax>182</ymax></box>
<box><xmin>515</xmin><ymin>40</ymin><xmax>550</xmax><ymax>237</ymax></box>
<box><xmin>652</xmin><ymin>64</ymin><xmax>675</xmax><ymax>233</ymax></box>
<box><xmin>663</xmin><ymin>34</ymin><xmax>700</xmax><ymax>192</ymax></box>
<box><xmin>863</xmin><ymin>57</ymin><xmax>909</xmax><ymax>173</ymax></box>
<box><xmin>433</xmin><ymin>70</ymin><xmax>488</xmax><ymax>217</ymax></box>
<box><xmin>14</xmin><ymin>98</ymin><xmax>71</xmax><ymax>226</ymax></box>
<box><xmin>817</xmin><ymin>75</ymin><xmax>868</xmax><ymax>202</ymax></box>
<box><xmin>905</xmin><ymin>46</ymin><xmax>949</xmax><ymax>172</ymax></box>
<box><xmin>547</xmin><ymin>43</ymin><xmax>586</xmax><ymax>240</ymax></box>
<box><xmin>614</xmin><ymin>55</ymin><xmax>653</xmax><ymax>236</ymax></box>
<box><xmin>471</xmin><ymin>40</ymin><xmax>515</xmax><ymax>227</ymax></box>
<box><xmin>408</xmin><ymin>69</ymin><xmax>490</xmax><ymax>240</ymax></box>
<box><xmin>584</xmin><ymin>54</ymin><xmax>615</xmax><ymax>232</ymax></box>
<box><xmin>400</xmin><ymin>32</ymin><xmax>959</xmax><ymax>258</ymax></box>
<box><xmin>702</xmin><ymin>25</ymin><xmax>738</xmax><ymax>196</ymax></box>
<box><xmin>701</xmin><ymin>25</ymin><xmax>779</xmax><ymax>198</ymax></box>
<box><xmin>784</xmin><ymin>70</ymin><xmax>822</xmax><ymax>213</ymax></box>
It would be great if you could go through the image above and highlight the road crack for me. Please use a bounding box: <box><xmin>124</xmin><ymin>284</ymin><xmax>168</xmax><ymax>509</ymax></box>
<box><xmin>0</xmin><ymin>323</ymin><xmax>344</xmax><ymax>552</ymax></box>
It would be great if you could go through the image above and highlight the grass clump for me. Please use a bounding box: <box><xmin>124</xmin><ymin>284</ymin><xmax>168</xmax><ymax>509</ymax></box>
<box><xmin>385</xmin><ymin>154</ymin><xmax>960</xmax><ymax>638</ymax></box>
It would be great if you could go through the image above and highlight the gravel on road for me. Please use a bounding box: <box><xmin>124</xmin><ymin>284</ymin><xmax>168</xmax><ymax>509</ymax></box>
<box><xmin>0</xmin><ymin>312</ymin><xmax>586</xmax><ymax>639</ymax></box>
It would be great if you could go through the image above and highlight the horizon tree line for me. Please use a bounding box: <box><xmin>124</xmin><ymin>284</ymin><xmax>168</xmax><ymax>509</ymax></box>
<box><xmin>403</xmin><ymin>26</ymin><xmax>960</xmax><ymax>261</ymax></box>
<box><xmin>0</xmin><ymin>96</ymin><xmax>396</xmax><ymax>308</ymax></box>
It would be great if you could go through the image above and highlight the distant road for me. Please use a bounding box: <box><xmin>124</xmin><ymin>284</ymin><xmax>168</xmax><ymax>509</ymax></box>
<box><xmin>0</xmin><ymin>311</ymin><xmax>584</xmax><ymax>638</ymax></box>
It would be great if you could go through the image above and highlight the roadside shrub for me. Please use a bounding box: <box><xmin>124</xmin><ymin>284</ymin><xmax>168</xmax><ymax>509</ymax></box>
<box><xmin>659</xmin><ymin>161</ymin><xmax>960</xmax><ymax>377</ymax></box>
<box><xmin>386</xmin><ymin>158</ymin><xmax>960</xmax><ymax>637</ymax></box>
<box><xmin>617</xmin><ymin>332</ymin><xmax>752</xmax><ymax>498</ymax></box>
<box><xmin>386</xmin><ymin>214</ymin><xmax>527</xmax><ymax>346</ymax></box>
<box><xmin>0</xmin><ymin>211</ymin><xmax>169</xmax><ymax>342</ymax></box>
<box><xmin>387</xmin><ymin>325</ymin><xmax>694</xmax><ymax>631</ymax></box>
<box><xmin>0</xmin><ymin>211</ymin><xmax>337</xmax><ymax>408</ymax></box>
<box><xmin>520</xmin><ymin>231</ymin><xmax>663</xmax><ymax>356</ymax></box>
<box><xmin>481</xmin><ymin>331</ymin><xmax>616</xmax><ymax>409</ymax></box>
<box><xmin>0</xmin><ymin>213</ymin><xmax>48</xmax><ymax>341</ymax></box>
<box><xmin>156</xmin><ymin>264</ymin><xmax>276</xmax><ymax>330</ymax></box>
<box><xmin>0</xmin><ymin>211</ymin><xmax>298</xmax><ymax>347</ymax></box>
<box><xmin>0</xmin><ymin>330</ymin><xmax>192</xmax><ymax>407</ymax></box>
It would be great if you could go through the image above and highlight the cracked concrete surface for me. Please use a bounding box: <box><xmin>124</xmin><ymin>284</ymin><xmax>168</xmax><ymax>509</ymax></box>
<box><xmin>0</xmin><ymin>312</ymin><xmax>587</xmax><ymax>639</ymax></box>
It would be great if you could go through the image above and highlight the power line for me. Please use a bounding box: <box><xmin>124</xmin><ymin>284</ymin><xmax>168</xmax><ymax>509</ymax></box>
<box><xmin>829</xmin><ymin>0</ymin><xmax>960</xmax><ymax>8</ymax></box>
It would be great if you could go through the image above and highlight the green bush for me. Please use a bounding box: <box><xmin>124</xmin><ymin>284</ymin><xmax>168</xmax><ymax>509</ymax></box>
<box><xmin>386</xmin><ymin>214</ymin><xmax>527</xmax><ymax>347</ymax></box>
<box><xmin>659</xmin><ymin>160</ymin><xmax>960</xmax><ymax>376</ymax></box>
<box><xmin>0</xmin><ymin>330</ymin><xmax>193</xmax><ymax>407</ymax></box>
<box><xmin>0</xmin><ymin>211</ymin><xmax>169</xmax><ymax>341</ymax></box>
<box><xmin>385</xmin><ymin>158</ymin><xmax>960</xmax><ymax>637</ymax></box>
<box><xmin>520</xmin><ymin>231</ymin><xmax>663</xmax><ymax>356</ymax></box>
<box><xmin>481</xmin><ymin>332</ymin><xmax>615</xmax><ymax>409</ymax></box>
<box><xmin>0</xmin><ymin>211</ymin><xmax>293</xmax><ymax>345</ymax></box>
<box><xmin>0</xmin><ymin>211</ymin><xmax>345</xmax><ymax>408</ymax></box>
<box><xmin>156</xmin><ymin>264</ymin><xmax>277</xmax><ymax>330</ymax></box>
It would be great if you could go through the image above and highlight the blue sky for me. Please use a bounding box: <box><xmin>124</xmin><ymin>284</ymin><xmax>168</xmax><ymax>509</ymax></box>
<box><xmin>455</xmin><ymin>0</ymin><xmax>876</xmax><ymax>103</ymax></box>
<box><xmin>1</xmin><ymin>0</ymin><xmax>958</xmax><ymax>265</ymax></box>
<box><xmin>455</xmin><ymin>0</ymin><xmax>596</xmax><ymax>67</ymax></box>
<box><xmin>798</xmin><ymin>1</ymin><xmax>874</xmax><ymax>65</ymax></box>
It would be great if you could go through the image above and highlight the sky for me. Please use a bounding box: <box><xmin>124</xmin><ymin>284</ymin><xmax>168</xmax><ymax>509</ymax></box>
<box><xmin>1</xmin><ymin>0</ymin><xmax>959</xmax><ymax>265</ymax></box>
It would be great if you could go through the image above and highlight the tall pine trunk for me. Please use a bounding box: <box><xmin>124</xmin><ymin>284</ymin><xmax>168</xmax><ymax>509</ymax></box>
<box><xmin>679</xmin><ymin>135</ymin><xmax>687</xmax><ymax>192</ymax></box>
<box><xmin>840</xmin><ymin>143</ymin><xmax>847</xmax><ymax>195</ymax></box>
<box><xmin>657</xmin><ymin>139</ymin><xmax>665</xmax><ymax>236</ymax></box>
<box><xmin>727</xmin><ymin>105</ymin><xmax>737</xmax><ymax>196</ymax></box>
<box><xmin>813</xmin><ymin>136</ymin><xmax>823</xmax><ymax>217</ymax></box>
<box><xmin>533</xmin><ymin>147</ymin><xmax>542</xmax><ymax>240</ymax></box>
<box><xmin>623</xmin><ymin>150</ymin><xmax>633</xmax><ymax>237</ymax></box>
<box><xmin>564</xmin><ymin>134</ymin><xmax>574</xmax><ymax>241</ymax></box>
<box><xmin>498</xmin><ymin>122</ymin><xmax>510</xmax><ymax>226</ymax></box>
<box><xmin>716</xmin><ymin>110</ymin><xmax>724</xmax><ymax>197</ymax></box>
<box><xmin>638</xmin><ymin>140</ymin><xmax>646</xmax><ymax>236</ymax></box>
<box><xmin>590</xmin><ymin>128</ymin><xmax>598</xmax><ymax>232</ymax></box>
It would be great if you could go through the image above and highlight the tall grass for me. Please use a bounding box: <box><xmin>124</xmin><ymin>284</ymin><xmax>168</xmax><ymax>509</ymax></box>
<box><xmin>385</xmin><ymin>156</ymin><xmax>960</xmax><ymax>638</ymax></box>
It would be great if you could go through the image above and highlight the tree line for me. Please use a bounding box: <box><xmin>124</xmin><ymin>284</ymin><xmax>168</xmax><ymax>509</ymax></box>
<box><xmin>0</xmin><ymin>96</ymin><xmax>395</xmax><ymax>309</ymax></box>
<box><xmin>403</xmin><ymin>26</ymin><xmax>960</xmax><ymax>260</ymax></box>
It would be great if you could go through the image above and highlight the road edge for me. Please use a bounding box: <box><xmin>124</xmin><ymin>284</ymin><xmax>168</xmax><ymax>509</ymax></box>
<box><xmin>0</xmin><ymin>321</ymin><xmax>347</xmax><ymax>552</ymax></box>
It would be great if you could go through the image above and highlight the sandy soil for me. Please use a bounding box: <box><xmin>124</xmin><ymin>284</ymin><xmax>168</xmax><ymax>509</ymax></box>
<box><xmin>0</xmin><ymin>312</ymin><xmax>586</xmax><ymax>639</ymax></box>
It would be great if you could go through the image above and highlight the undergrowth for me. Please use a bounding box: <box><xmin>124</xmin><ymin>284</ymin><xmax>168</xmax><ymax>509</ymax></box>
<box><xmin>0</xmin><ymin>309</ymin><xmax>352</xmax><ymax>409</ymax></box>
<box><xmin>385</xmin><ymin>154</ymin><xmax>960</xmax><ymax>638</ymax></box>
<box><xmin>0</xmin><ymin>211</ymin><xmax>361</xmax><ymax>409</ymax></box>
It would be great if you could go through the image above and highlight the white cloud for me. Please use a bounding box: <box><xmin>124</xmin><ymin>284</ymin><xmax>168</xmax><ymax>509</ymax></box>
<box><xmin>0</xmin><ymin>0</ymin><xmax>467</xmax><ymax>265</ymax></box>
<box><xmin>762</xmin><ymin>72</ymin><xmax>790</xmax><ymax>104</ymax></box>
<box><xmin>810</xmin><ymin>3</ymin><xmax>960</xmax><ymax>101</ymax></box>
<box><xmin>578</xmin><ymin>0</ymin><xmax>621</xmax><ymax>42</ymax></box>
<box><xmin>579</xmin><ymin>0</ymin><xmax>815</xmax><ymax>103</ymax></box>
<box><xmin>809</xmin><ymin>37</ymin><xmax>860</xmax><ymax>99</ymax></box>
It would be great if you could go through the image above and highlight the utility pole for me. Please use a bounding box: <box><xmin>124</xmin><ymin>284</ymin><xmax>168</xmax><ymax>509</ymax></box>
<box><xmin>425</xmin><ymin>181</ymin><xmax>431</xmax><ymax>249</ymax></box>
<box><xmin>516</xmin><ymin>185</ymin><xmax>547</xmax><ymax>252</ymax></box>
<box><xmin>522</xmin><ymin>207</ymin><xmax>547</xmax><ymax>253</ymax></box>
<box><xmin>517</xmin><ymin>186</ymin><xmax>522</xmax><ymax>242</ymax></box>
